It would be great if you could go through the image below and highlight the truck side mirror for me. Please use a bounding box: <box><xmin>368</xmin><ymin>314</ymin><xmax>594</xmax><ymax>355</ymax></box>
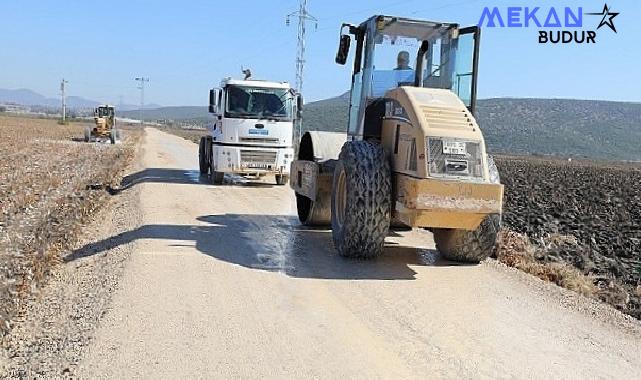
<box><xmin>335</xmin><ymin>35</ymin><xmax>351</xmax><ymax>65</ymax></box>
<box><xmin>208</xmin><ymin>89</ymin><xmax>218</xmax><ymax>113</ymax></box>
<box><xmin>296</xmin><ymin>93</ymin><xmax>303</xmax><ymax>119</ymax></box>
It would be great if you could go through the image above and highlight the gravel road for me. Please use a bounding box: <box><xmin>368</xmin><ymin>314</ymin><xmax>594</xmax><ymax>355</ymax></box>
<box><xmin>7</xmin><ymin>128</ymin><xmax>641</xmax><ymax>378</ymax></box>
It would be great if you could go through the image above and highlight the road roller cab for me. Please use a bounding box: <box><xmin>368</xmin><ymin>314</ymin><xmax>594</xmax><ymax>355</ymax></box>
<box><xmin>290</xmin><ymin>15</ymin><xmax>504</xmax><ymax>261</ymax></box>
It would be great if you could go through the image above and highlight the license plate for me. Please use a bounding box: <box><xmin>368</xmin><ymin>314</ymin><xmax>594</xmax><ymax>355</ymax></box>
<box><xmin>442</xmin><ymin>140</ymin><xmax>466</xmax><ymax>155</ymax></box>
<box><xmin>249</xmin><ymin>129</ymin><xmax>268</xmax><ymax>135</ymax></box>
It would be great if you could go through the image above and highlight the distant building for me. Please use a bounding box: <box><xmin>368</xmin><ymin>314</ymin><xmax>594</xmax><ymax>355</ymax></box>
<box><xmin>0</xmin><ymin>103</ymin><xmax>30</xmax><ymax>113</ymax></box>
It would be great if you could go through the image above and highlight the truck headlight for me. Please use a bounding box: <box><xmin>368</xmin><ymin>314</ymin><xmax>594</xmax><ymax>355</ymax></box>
<box><xmin>427</xmin><ymin>137</ymin><xmax>483</xmax><ymax>179</ymax></box>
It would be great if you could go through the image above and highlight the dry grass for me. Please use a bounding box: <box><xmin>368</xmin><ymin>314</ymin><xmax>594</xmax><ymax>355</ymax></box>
<box><xmin>496</xmin><ymin>230</ymin><xmax>639</xmax><ymax>318</ymax></box>
<box><xmin>496</xmin><ymin>230</ymin><xmax>597</xmax><ymax>297</ymax></box>
<box><xmin>0</xmin><ymin>115</ymin><xmax>141</xmax><ymax>334</ymax></box>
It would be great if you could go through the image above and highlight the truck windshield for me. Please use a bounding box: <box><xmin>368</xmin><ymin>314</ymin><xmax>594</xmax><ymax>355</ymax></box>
<box><xmin>226</xmin><ymin>86</ymin><xmax>292</xmax><ymax>120</ymax></box>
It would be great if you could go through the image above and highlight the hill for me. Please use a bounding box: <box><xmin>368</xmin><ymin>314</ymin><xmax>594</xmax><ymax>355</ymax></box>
<box><xmin>0</xmin><ymin>88</ymin><xmax>157</xmax><ymax>110</ymax></box>
<box><xmin>302</xmin><ymin>96</ymin><xmax>641</xmax><ymax>162</ymax></box>
<box><xmin>478</xmin><ymin>98</ymin><xmax>641</xmax><ymax>161</ymax></box>
<box><xmin>111</xmin><ymin>94</ymin><xmax>641</xmax><ymax>162</ymax></box>
<box><xmin>118</xmin><ymin>106</ymin><xmax>209</xmax><ymax>122</ymax></box>
<box><xmin>0</xmin><ymin>88</ymin><xmax>58</xmax><ymax>107</ymax></box>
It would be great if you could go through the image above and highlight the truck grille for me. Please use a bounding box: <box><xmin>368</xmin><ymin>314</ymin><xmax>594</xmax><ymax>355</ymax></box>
<box><xmin>427</xmin><ymin>138</ymin><xmax>483</xmax><ymax>179</ymax></box>
<box><xmin>240</xmin><ymin>150</ymin><xmax>277</xmax><ymax>168</ymax></box>
<box><xmin>239</xmin><ymin>137</ymin><xmax>281</xmax><ymax>144</ymax></box>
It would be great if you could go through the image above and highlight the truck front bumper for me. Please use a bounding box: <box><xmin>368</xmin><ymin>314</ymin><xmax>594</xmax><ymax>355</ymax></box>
<box><xmin>213</xmin><ymin>145</ymin><xmax>294</xmax><ymax>174</ymax></box>
<box><xmin>395</xmin><ymin>174</ymin><xmax>504</xmax><ymax>230</ymax></box>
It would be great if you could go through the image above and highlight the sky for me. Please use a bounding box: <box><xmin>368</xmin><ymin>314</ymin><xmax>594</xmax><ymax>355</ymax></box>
<box><xmin>1</xmin><ymin>0</ymin><xmax>639</xmax><ymax>106</ymax></box>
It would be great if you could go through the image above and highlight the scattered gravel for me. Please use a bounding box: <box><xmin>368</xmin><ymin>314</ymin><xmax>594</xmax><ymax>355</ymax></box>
<box><xmin>0</xmin><ymin>162</ymin><xmax>142</xmax><ymax>378</ymax></box>
<box><xmin>482</xmin><ymin>257</ymin><xmax>641</xmax><ymax>335</ymax></box>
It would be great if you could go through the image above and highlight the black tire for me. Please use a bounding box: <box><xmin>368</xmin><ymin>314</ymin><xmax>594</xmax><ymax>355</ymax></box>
<box><xmin>109</xmin><ymin>129</ymin><xmax>116</xmax><ymax>144</ymax></box>
<box><xmin>433</xmin><ymin>214</ymin><xmax>501</xmax><ymax>263</ymax></box>
<box><xmin>211</xmin><ymin>171</ymin><xmax>224</xmax><ymax>184</ymax></box>
<box><xmin>331</xmin><ymin>141</ymin><xmax>391</xmax><ymax>258</ymax></box>
<box><xmin>275</xmin><ymin>174</ymin><xmax>288</xmax><ymax>185</ymax></box>
<box><xmin>208</xmin><ymin>143</ymin><xmax>224</xmax><ymax>184</ymax></box>
<box><xmin>84</xmin><ymin>127</ymin><xmax>91</xmax><ymax>142</ymax></box>
<box><xmin>198</xmin><ymin>137</ymin><xmax>208</xmax><ymax>175</ymax></box>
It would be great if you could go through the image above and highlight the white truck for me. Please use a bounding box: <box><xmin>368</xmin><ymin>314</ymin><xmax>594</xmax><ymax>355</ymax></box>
<box><xmin>199</xmin><ymin>77</ymin><xmax>301</xmax><ymax>185</ymax></box>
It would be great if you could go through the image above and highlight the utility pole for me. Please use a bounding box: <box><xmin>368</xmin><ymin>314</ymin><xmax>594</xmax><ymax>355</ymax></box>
<box><xmin>286</xmin><ymin>0</ymin><xmax>317</xmax><ymax>140</ymax></box>
<box><xmin>60</xmin><ymin>78</ymin><xmax>68</xmax><ymax>123</ymax></box>
<box><xmin>135</xmin><ymin>77</ymin><xmax>149</xmax><ymax>126</ymax></box>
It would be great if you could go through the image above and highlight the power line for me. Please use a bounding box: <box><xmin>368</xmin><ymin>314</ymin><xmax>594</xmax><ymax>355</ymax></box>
<box><xmin>60</xmin><ymin>78</ymin><xmax>68</xmax><ymax>123</ymax></box>
<box><xmin>287</xmin><ymin>0</ymin><xmax>318</xmax><ymax>94</ymax></box>
<box><xmin>313</xmin><ymin>0</ymin><xmax>479</xmax><ymax>28</ymax></box>
<box><xmin>315</xmin><ymin>0</ymin><xmax>420</xmax><ymax>22</ymax></box>
<box><xmin>409</xmin><ymin>0</ymin><xmax>480</xmax><ymax>15</ymax></box>
<box><xmin>134</xmin><ymin>77</ymin><xmax>149</xmax><ymax>126</ymax></box>
<box><xmin>287</xmin><ymin>0</ymin><xmax>318</xmax><ymax>140</ymax></box>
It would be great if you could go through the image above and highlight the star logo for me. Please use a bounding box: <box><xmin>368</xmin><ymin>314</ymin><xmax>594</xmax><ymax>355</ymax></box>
<box><xmin>586</xmin><ymin>3</ymin><xmax>620</xmax><ymax>33</ymax></box>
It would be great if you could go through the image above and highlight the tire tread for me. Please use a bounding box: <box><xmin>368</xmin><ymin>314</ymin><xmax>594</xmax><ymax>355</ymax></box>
<box><xmin>331</xmin><ymin>141</ymin><xmax>391</xmax><ymax>258</ymax></box>
<box><xmin>433</xmin><ymin>214</ymin><xmax>501</xmax><ymax>263</ymax></box>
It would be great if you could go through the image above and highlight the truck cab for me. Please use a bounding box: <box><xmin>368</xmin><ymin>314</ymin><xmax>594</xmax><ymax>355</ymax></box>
<box><xmin>200</xmin><ymin>78</ymin><xmax>299</xmax><ymax>185</ymax></box>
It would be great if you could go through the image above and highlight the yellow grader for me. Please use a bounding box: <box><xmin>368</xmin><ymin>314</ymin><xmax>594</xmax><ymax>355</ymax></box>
<box><xmin>290</xmin><ymin>15</ymin><xmax>504</xmax><ymax>262</ymax></box>
<box><xmin>85</xmin><ymin>105</ymin><xmax>121</xmax><ymax>144</ymax></box>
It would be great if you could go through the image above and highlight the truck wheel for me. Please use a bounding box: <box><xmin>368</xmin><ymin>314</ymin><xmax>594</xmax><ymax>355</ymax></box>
<box><xmin>208</xmin><ymin>143</ymin><xmax>224</xmax><ymax>184</ymax></box>
<box><xmin>275</xmin><ymin>174</ymin><xmax>288</xmax><ymax>185</ymax></box>
<box><xmin>198</xmin><ymin>137</ymin><xmax>208</xmax><ymax>175</ymax></box>
<box><xmin>331</xmin><ymin>141</ymin><xmax>391</xmax><ymax>258</ymax></box>
<box><xmin>433</xmin><ymin>214</ymin><xmax>501</xmax><ymax>263</ymax></box>
<box><xmin>211</xmin><ymin>171</ymin><xmax>224</xmax><ymax>184</ymax></box>
<box><xmin>109</xmin><ymin>129</ymin><xmax>116</xmax><ymax>144</ymax></box>
<box><xmin>84</xmin><ymin>127</ymin><xmax>91</xmax><ymax>142</ymax></box>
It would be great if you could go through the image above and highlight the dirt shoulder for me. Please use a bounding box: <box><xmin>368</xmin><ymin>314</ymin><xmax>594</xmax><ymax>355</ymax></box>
<box><xmin>0</xmin><ymin>116</ymin><xmax>142</xmax><ymax>331</ymax></box>
<box><xmin>0</xmin><ymin>124</ymin><xmax>145</xmax><ymax>378</ymax></box>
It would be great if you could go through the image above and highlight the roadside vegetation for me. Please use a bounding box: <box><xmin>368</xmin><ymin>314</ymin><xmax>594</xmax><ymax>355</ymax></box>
<box><xmin>0</xmin><ymin>115</ymin><xmax>141</xmax><ymax>335</ymax></box>
<box><xmin>496</xmin><ymin>156</ymin><xmax>641</xmax><ymax>319</ymax></box>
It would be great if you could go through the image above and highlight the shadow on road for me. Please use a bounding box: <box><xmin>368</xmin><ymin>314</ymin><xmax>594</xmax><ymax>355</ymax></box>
<box><xmin>66</xmin><ymin>213</ymin><xmax>464</xmax><ymax>280</ymax></box>
<box><xmin>122</xmin><ymin>168</ymin><xmax>210</xmax><ymax>188</ymax></box>
<box><xmin>108</xmin><ymin>168</ymin><xmax>277</xmax><ymax>193</ymax></box>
